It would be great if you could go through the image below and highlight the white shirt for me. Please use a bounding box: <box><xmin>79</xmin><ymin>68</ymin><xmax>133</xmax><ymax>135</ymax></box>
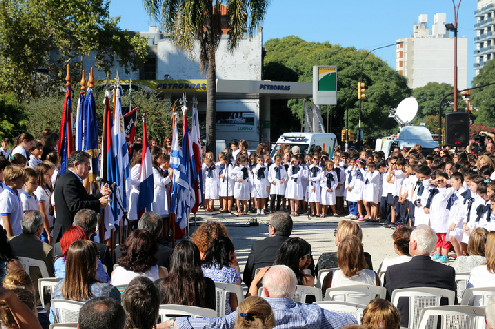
<box><xmin>467</xmin><ymin>265</ymin><xmax>495</xmax><ymax>305</ymax></box>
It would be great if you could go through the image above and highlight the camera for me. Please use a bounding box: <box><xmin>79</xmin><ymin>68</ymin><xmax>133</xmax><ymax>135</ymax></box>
<box><xmin>472</xmin><ymin>133</ymin><xmax>486</xmax><ymax>154</ymax></box>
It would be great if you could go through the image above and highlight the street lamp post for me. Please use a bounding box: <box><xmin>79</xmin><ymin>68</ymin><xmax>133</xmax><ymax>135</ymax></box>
<box><xmin>445</xmin><ymin>0</ymin><xmax>461</xmax><ymax>112</ymax></box>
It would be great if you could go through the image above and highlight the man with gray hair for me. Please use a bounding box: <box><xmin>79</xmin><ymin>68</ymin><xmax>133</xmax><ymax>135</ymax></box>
<box><xmin>243</xmin><ymin>212</ymin><xmax>293</xmax><ymax>287</ymax></box>
<box><xmin>167</xmin><ymin>265</ymin><xmax>356</xmax><ymax>329</ymax></box>
<box><xmin>384</xmin><ymin>225</ymin><xmax>456</xmax><ymax>328</ymax></box>
<box><xmin>53</xmin><ymin>209</ymin><xmax>113</xmax><ymax>274</ymax></box>
<box><xmin>8</xmin><ymin>210</ymin><xmax>54</xmax><ymax>305</ymax></box>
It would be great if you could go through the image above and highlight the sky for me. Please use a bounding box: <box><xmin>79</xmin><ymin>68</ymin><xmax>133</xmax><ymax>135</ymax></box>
<box><xmin>109</xmin><ymin>0</ymin><xmax>477</xmax><ymax>87</ymax></box>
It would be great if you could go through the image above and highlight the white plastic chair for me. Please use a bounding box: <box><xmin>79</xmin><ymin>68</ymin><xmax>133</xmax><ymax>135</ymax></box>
<box><xmin>17</xmin><ymin>256</ymin><xmax>50</xmax><ymax>277</ymax></box>
<box><xmin>316</xmin><ymin>269</ymin><xmax>336</xmax><ymax>289</ymax></box>
<box><xmin>51</xmin><ymin>300</ymin><xmax>85</xmax><ymax>324</ymax></box>
<box><xmin>417</xmin><ymin>306</ymin><xmax>486</xmax><ymax>329</ymax></box>
<box><xmin>324</xmin><ymin>285</ymin><xmax>386</xmax><ymax>304</ymax></box>
<box><xmin>38</xmin><ymin>277</ymin><xmax>61</xmax><ymax>309</ymax></box>
<box><xmin>316</xmin><ymin>301</ymin><xmax>366</xmax><ymax>324</ymax></box>
<box><xmin>214</xmin><ymin>282</ymin><xmax>244</xmax><ymax>317</ymax></box>
<box><xmin>49</xmin><ymin>324</ymin><xmax>78</xmax><ymax>329</ymax></box>
<box><xmin>391</xmin><ymin>287</ymin><xmax>455</xmax><ymax>329</ymax></box>
<box><xmin>461</xmin><ymin>287</ymin><xmax>495</xmax><ymax>306</ymax></box>
<box><xmin>158</xmin><ymin>304</ymin><xmax>217</xmax><ymax>322</ymax></box>
<box><xmin>455</xmin><ymin>272</ymin><xmax>471</xmax><ymax>304</ymax></box>
<box><xmin>378</xmin><ymin>271</ymin><xmax>386</xmax><ymax>286</ymax></box>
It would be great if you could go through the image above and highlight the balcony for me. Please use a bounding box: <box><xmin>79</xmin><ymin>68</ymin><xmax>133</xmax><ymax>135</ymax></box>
<box><xmin>473</xmin><ymin>45</ymin><xmax>495</xmax><ymax>56</ymax></box>
<box><xmin>475</xmin><ymin>4</ymin><xmax>494</xmax><ymax>16</ymax></box>
<box><xmin>473</xmin><ymin>61</ymin><xmax>486</xmax><ymax>69</ymax></box>
<box><xmin>475</xmin><ymin>17</ymin><xmax>494</xmax><ymax>29</ymax></box>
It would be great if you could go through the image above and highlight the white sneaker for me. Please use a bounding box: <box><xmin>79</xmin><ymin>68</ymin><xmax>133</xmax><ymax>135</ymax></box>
<box><xmin>344</xmin><ymin>214</ymin><xmax>353</xmax><ymax>219</ymax></box>
<box><xmin>350</xmin><ymin>215</ymin><xmax>358</xmax><ymax>220</ymax></box>
<box><xmin>257</xmin><ymin>209</ymin><xmax>261</xmax><ymax>215</ymax></box>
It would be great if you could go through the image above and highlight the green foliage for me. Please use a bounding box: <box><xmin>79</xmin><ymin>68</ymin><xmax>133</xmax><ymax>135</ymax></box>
<box><xmin>422</xmin><ymin>115</ymin><xmax>445</xmax><ymax>135</ymax></box>
<box><xmin>263</xmin><ymin>37</ymin><xmax>412</xmax><ymax>139</ymax></box>
<box><xmin>22</xmin><ymin>90</ymin><xmax>174</xmax><ymax>144</ymax></box>
<box><xmin>0</xmin><ymin>93</ymin><xmax>28</xmax><ymax>141</ymax></box>
<box><xmin>471</xmin><ymin>60</ymin><xmax>495</xmax><ymax>127</ymax></box>
<box><xmin>411</xmin><ymin>82</ymin><xmax>466</xmax><ymax>129</ymax></box>
<box><xmin>0</xmin><ymin>0</ymin><xmax>149</xmax><ymax>99</ymax></box>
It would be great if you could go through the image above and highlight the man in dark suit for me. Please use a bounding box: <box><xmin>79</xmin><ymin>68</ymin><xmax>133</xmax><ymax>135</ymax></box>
<box><xmin>53</xmin><ymin>209</ymin><xmax>113</xmax><ymax>275</ymax></box>
<box><xmin>384</xmin><ymin>225</ymin><xmax>456</xmax><ymax>328</ymax></box>
<box><xmin>53</xmin><ymin>151</ymin><xmax>111</xmax><ymax>242</ymax></box>
<box><xmin>243</xmin><ymin>212</ymin><xmax>293</xmax><ymax>287</ymax></box>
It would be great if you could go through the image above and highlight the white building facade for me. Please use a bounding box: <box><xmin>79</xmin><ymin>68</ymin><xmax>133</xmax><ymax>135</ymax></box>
<box><xmin>396</xmin><ymin>13</ymin><xmax>468</xmax><ymax>90</ymax></box>
<box><xmin>474</xmin><ymin>0</ymin><xmax>495</xmax><ymax>74</ymax></box>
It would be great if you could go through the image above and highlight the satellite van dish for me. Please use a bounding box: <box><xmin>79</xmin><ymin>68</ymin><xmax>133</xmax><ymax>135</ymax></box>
<box><xmin>396</xmin><ymin>97</ymin><xmax>418</xmax><ymax>124</ymax></box>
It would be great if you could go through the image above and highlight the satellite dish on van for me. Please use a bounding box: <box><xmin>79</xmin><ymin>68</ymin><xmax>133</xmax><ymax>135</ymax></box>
<box><xmin>396</xmin><ymin>97</ymin><xmax>418</xmax><ymax>124</ymax></box>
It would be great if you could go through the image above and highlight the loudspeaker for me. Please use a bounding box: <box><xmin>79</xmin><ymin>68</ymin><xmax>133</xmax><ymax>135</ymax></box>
<box><xmin>445</xmin><ymin>112</ymin><xmax>470</xmax><ymax>147</ymax></box>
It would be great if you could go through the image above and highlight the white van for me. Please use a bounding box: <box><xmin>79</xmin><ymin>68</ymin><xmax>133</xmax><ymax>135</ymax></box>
<box><xmin>271</xmin><ymin>133</ymin><xmax>337</xmax><ymax>158</ymax></box>
<box><xmin>375</xmin><ymin>126</ymin><xmax>439</xmax><ymax>158</ymax></box>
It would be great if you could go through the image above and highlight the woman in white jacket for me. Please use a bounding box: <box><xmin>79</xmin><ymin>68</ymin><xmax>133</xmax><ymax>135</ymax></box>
<box><xmin>150</xmin><ymin>146</ymin><xmax>171</xmax><ymax>218</ymax></box>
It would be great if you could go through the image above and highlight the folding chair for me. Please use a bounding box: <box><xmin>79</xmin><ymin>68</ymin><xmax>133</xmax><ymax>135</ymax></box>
<box><xmin>417</xmin><ymin>305</ymin><xmax>486</xmax><ymax>329</ymax></box>
<box><xmin>461</xmin><ymin>287</ymin><xmax>495</xmax><ymax>306</ymax></box>
<box><xmin>38</xmin><ymin>277</ymin><xmax>61</xmax><ymax>310</ymax></box>
<box><xmin>316</xmin><ymin>269</ymin><xmax>336</xmax><ymax>289</ymax></box>
<box><xmin>455</xmin><ymin>272</ymin><xmax>471</xmax><ymax>304</ymax></box>
<box><xmin>214</xmin><ymin>282</ymin><xmax>244</xmax><ymax>317</ymax></box>
<box><xmin>158</xmin><ymin>304</ymin><xmax>217</xmax><ymax>322</ymax></box>
<box><xmin>51</xmin><ymin>300</ymin><xmax>85</xmax><ymax>324</ymax></box>
<box><xmin>391</xmin><ymin>287</ymin><xmax>455</xmax><ymax>329</ymax></box>
<box><xmin>324</xmin><ymin>285</ymin><xmax>386</xmax><ymax>305</ymax></box>
<box><xmin>316</xmin><ymin>301</ymin><xmax>366</xmax><ymax>324</ymax></box>
<box><xmin>17</xmin><ymin>256</ymin><xmax>50</xmax><ymax>278</ymax></box>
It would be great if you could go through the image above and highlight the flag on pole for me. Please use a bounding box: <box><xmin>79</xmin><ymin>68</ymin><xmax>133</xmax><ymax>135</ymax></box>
<box><xmin>57</xmin><ymin>85</ymin><xmax>74</xmax><ymax>175</ymax></box>
<box><xmin>303</xmin><ymin>100</ymin><xmax>313</xmax><ymax>133</ymax></box>
<box><xmin>112</xmin><ymin>86</ymin><xmax>130</xmax><ymax>225</ymax></box>
<box><xmin>101</xmin><ymin>91</ymin><xmax>115</xmax><ymax>240</ymax></box>
<box><xmin>190</xmin><ymin>98</ymin><xmax>203</xmax><ymax>213</ymax></box>
<box><xmin>137</xmin><ymin>114</ymin><xmax>154</xmax><ymax>215</ymax></box>
<box><xmin>83</xmin><ymin>86</ymin><xmax>100</xmax><ymax>182</ymax></box>
<box><xmin>124</xmin><ymin>107</ymin><xmax>138</xmax><ymax>154</ymax></box>
<box><xmin>75</xmin><ymin>90</ymin><xmax>85</xmax><ymax>151</ymax></box>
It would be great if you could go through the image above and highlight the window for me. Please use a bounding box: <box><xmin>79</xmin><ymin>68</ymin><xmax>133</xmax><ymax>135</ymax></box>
<box><xmin>141</xmin><ymin>57</ymin><xmax>157</xmax><ymax>80</ymax></box>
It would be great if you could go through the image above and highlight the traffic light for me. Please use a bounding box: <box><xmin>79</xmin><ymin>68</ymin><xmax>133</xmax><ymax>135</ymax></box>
<box><xmin>349</xmin><ymin>130</ymin><xmax>355</xmax><ymax>142</ymax></box>
<box><xmin>357</xmin><ymin>82</ymin><xmax>366</xmax><ymax>100</ymax></box>
<box><xmin>341</xmin><ymin>129</ymin><xmax>348</xmax><ymax>142</ymax></box>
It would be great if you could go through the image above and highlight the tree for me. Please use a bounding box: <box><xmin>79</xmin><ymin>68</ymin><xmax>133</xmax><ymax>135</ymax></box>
<box><xmin>143</xmin><ymin>0</ymin><xmax>269</xmax><ymax>153</ymax></box>
<box><xmin>411</xmin><ymin>82</ymin><xmax>466</xmax><ymax>126</ymax></box>
<box><xmin>263</xmin><ymin>37</ymin><xmax>412</xmax><ymax>139</ymax></box>
<box><xmin>0</xmin><ymin>0</ymin><xmax>149</xmax><ymax>98</ymax></box>
<box><xmin>0</xmin><ymin>93</ymin><xmax>28</xmax><ymax>141</ymax></box>
<box><xmin>470</xmin><ymin>59</ymin><xmax>495</xmax><ymax>127</ymax></box>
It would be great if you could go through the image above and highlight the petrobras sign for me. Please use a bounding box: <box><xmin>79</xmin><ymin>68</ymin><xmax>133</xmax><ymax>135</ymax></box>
<box><xmin>98</xmin><ymin>80</ymin><xmax>208</xmax><ymax>92</ymax></box>
<box><xmin>259</xmin><ymin>83</ymin><xmax>291</xmax><ymax>91</ymax></box>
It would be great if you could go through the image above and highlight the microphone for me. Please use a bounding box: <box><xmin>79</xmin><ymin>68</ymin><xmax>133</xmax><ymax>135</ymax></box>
<box><xmin>96</xmin><ymin>177</ymin><xmax>116</xmax><ymax>185</ymax></box>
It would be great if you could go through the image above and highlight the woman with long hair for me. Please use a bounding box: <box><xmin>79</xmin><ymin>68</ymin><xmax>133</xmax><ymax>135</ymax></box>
<box><xmin>273</xmin><ymin>237</ymin><xmax>314</xmax><ymax>286</ymax></box>
<box><xmin>50</xmin><ymin>240</ymin><xmax>120</xmax><ymax>323</ymax></box>
<box><xmin>111</xmin><ymin>229</ymin><xmax>168</xmax><ymax>286</ymax></box>
<box><xmin>322</xmin><ymin>235</ymin><xmax>379</xmax><ymax>293</ymax></box>
<box><xmin>155</xmin><ymin>240</ymin><xmax>216</xmax><ymax>310</ymax></box>
<box><xmin>467</xmin><ymin>232</ymin><xmax>495</xmax><ymax>305</ymax></box>
<box><xmin>11</xmin><ymin>133</ymin><xmax>34</xmax><ymax>158</ymax></box>
<box><xmin>34</xmin><ymin>162</ymin><xmax>55</xmax><ymax>244</ymax></box>
<box><xmin>202</xmin><ymin>236</ymin><xmax>241</xmax><ymax>314</ymax></box>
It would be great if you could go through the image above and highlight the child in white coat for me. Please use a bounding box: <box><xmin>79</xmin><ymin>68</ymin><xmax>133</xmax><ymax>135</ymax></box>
<box><xmin>218</xmin><ymin>154</ymin><xmax>234</xmax><ymax>213</ymax></box>
<box><xmin>307</xmin><ymin>155</ymin><xmax>322</xmax><ymax>217</ymax></box>
<box><xmin>203</xmin><ymin>157</ymin><xmax>219</xmax><ymax>212</ymax></box>
<box><xmin>268</xmin><ymin>155</ymin><xmax>287</xmax><ymax>213</ymax></box>
<box><xmin>233</xmin><ymin>155</ymin><xmax>251</xmax><ymax>215</ymax></box>
<box><xmin>286</xmin><ymin>154</ymin><xmax>305</xmax><ymax>216</ymax></box>
<box><xmin>150</xmin><ymin>147</ymin><xmax>171</xmax><ymax>219</ymax></box>
<box><xmin>363</xmin><ymin>162</ymin><xmax>380</xmax><ymax>221</ymax></box>
<box><xmin>252</xmin><ymin>155</ymin><xmax>270</xmax><ymax>215</ymax></box>
<box><xmin>320</xmin><ymin>160</ymin><xmax>338</xmax><ymax>218</ymax></box>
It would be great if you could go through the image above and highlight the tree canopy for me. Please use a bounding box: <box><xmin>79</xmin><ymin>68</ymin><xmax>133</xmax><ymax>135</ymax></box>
<box><xmin>263</xmin><ymin>36</ymin><xmax>412</xmax><ymax>139</ymax></box>
<box><xmin>470</xmin><ymin>59</ymin><xmax>495</xmax><ymax>127</ymax></box>
<box><xmin>0</xmin><ymin>0</ymin><xmax>149</xmax><ymax>98</ymax></box>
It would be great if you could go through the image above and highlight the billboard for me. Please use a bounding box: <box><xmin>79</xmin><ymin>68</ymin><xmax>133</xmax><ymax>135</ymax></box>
<box><xmin>313</xmin><ymin>66</ymin><xmax>337</xmax><ymax>105</ymax></box>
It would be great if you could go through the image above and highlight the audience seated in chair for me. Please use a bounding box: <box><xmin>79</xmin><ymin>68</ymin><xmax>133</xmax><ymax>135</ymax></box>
<box><xmin>384</xmin><ymin>225</ymin><xmax>456</xmax><ymax>328</ymax></box>
<box><xmin>122</xmin><ymin>276</ymin><xmax>160</xmax><ymax>329</ymax></box>
<box><xmin>50</xmin><ymin>240</ymin><xmax>120</xmax><ymax>324</ymax></box>
<box><xmin>0</xmin><ymin>286</ymin><xmax>41</xmax><ymax>329</ymax></box>
<box><xmin>111</xmin><ymin>229</ymin><xmax>168</xmax><ymax>286</ymax></box>
<box><xmin>361</xmin><ymin>298</ymin><xmax>401</xmax><ymax>329</ymax></box>
<box><xmin>155</xmin><ymin>240</ymin><xmax>216</xmax><ymax>310</ymax></box>
<box><xmin>377</xmin><ymin>226</ymin><xmax>413</xmax><ymax>276</ymax></box>
<box><xmin>233</xmin><ymin>296</ymin><xmax>275</xmax><ymax>329</ymax></box>
<box><xmin>467</xmin><ymin>232</ymin><xmax>495</xmax><ymax>305</ymax></box>
<box><xmin>78</xmin><ymin>297</ymin><xmax>125</xmax><ymax>329</ymax></box>
<box><xmin>322</xmin><ymin>235</ymin><xmax>380</xmax><ymax>294</ymax></box>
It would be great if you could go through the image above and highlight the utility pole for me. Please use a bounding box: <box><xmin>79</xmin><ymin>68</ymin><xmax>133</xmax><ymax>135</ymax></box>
<box><xmin>446</xmin><ymin>0</ymin><xmax>461</xmax><ymax>112</ymax></box>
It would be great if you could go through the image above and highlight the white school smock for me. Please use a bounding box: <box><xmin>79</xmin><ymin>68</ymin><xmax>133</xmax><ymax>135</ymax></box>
<box><xmin>251</xmin><ymin>165</ymin><xmax>270</xmax><ymax>199</ymax></box>
<box><xmin>363</xmin><ymin>171</ymin><xmax>380</xmax><ymax>204</ymax></box>
<box><xmin>268</xmin><ymin>165</ymin><xmax>287</xmax><ymax>196</ymax></box>
<box><xmin>447</xmin><ymin>186</ymin><xmax>468</xmax><ymax>242</ymax></box>
<box><xmin>151</xmin><ymin>167</ymin><xmax>171</xmax><ymax>216</ymax></box>
<box><xmin>232</xmin><ymin>165</ymin><xmax>251</xmax><ymax>200</ymax></box>
<box><xmin>285</xmin><ymin>164</ymin><xmax>305</xmax><ymax>200</ymax></box>
<box><xmin>218</xmin><ymin>163</ymin><xmax>234</xmax><ymax>197</ymax></box>
<box><xmin>128</xmin><ymin>164</ymin><xmax>141</xmax><ymax>221</ymax></box>
<box><xmin>203</xmin><ymin>164</ymin><xmax>219</xmax><ymax>200</ymax></box>
<box><xmin>320</xmin><ymin>170</ymin><xmax>338</xmax><ymax>206</ymax></box>
<box><xmin>428</xmin><ymin>186</ymin><xmax>455</xmax><ymax>234</ymax></box>
<box><xmin>307</xmin><ymin>165</ymin><xmax>322</xmax><ymax>203</ymax></box>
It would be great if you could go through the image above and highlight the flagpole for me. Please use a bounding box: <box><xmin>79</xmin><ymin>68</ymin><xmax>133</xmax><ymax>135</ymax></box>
<box><xmin>84</xmin><ymin>68</ymin><xmax>94</xmax><ymax>194</ymax></box>
<box><xmin>171</xmin><ymin>107</ymin><xmax>176</xmax><ymax>248</ymax></box>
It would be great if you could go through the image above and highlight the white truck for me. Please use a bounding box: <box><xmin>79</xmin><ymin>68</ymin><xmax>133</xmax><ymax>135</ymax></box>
<box><xmin>375</xmin><ymin>126</ymin><xmax>438</xmax><ymax>158</ymax></box>
<box><xmin>271</xmin><ymin>133</ymin><xmax>338</xmax><ymax>158</ymax></box>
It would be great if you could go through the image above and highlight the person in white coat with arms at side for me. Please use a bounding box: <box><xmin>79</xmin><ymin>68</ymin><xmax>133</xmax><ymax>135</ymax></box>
<box><xmin>268</xmin><ymin>155</ymin><xmax>287</xmax><ymax>213</ymax></box>
<box><xmin>251</xmin><ymin>155</ymin><xmax>270</xmax><ymax>215</ymax></box>
<box><xmin>285</xmin><ymin>154</ymin><xmax>305</xmax><ymax>216</ymax></box>
<box><xmin>127</xmin><ymin>149</ymin><xmax>142</xmax><ymax>231</ymax></box>
<box><xmin>320</xmin><ymin>160</ymin><xmax>338</xmax><ymax>218</ymax></box>
<box><xmin>203</xmin><ymin>157</ymin><xmax>219</xmax><ymax>212</ymax></box>
<box><xmin>307</xmin><ymin>154</ymin><xmax>322</xmax><ymax>217</ymax></box>
<box><xmin>232</xmin><ymin>154</ymin><xmax>251</xmax><ymax>215</ymax></box>
<box><xmin>218</xmin><ymin>154</ymin><xmax>234</xmax><ymax>213</ymax></box>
